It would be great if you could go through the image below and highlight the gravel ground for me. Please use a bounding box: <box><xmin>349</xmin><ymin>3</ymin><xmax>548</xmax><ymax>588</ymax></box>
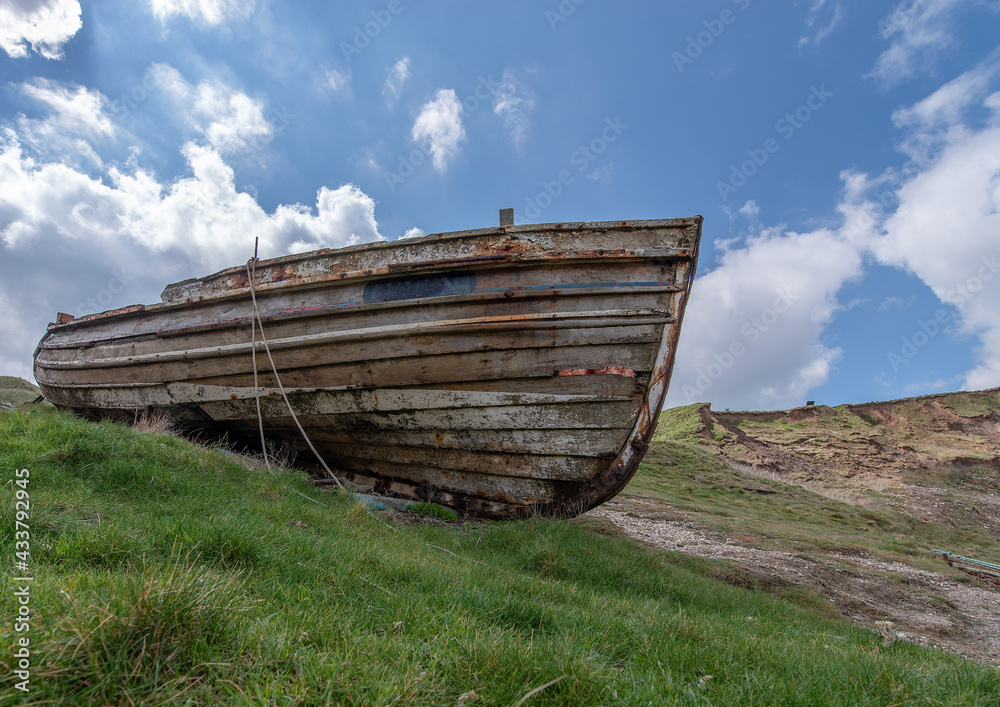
<box><xmin>590</xmin><ymin>497</ymin><xmax>1000</xmax><ymax>667</ymax></box>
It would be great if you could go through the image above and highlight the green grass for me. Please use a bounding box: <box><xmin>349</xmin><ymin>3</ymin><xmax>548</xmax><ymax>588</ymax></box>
<box><xmin>652</xmin><ymin>403</ymin><xmax>706</xmax><ymax>442</ymax></box>
<box><xmin>0</xmin><ymin>377</ymin><xmax>36</xmax><ymax>392</ymax></box>
<box><xmin>938</xmin><ymin>392</ymin><xmax>1000</xmax><ymax>419</ymax></box>
<box><xmin>1</xmin><ymin>411</ymin><xmax>998</xmax><ymax>705</ymax></box>
<box><xmin>406</xmin><ymin>501</ymin><xmax>460</xmax><ymax>521</ymax></box>
<box><xmin>0</xmin><ymin>390</ymin><xmax>38</xmax><ymax>407</ymax></box>
<box><xmin>0</xmin><ymin>377</ymin><xmax>41</xmax><ymax>409</ymax></box>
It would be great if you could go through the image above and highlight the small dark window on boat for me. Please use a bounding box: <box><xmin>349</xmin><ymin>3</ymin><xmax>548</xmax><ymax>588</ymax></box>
<box><xmin>363</xmin><ymin>272</ymin><xmax>477</xmax><ymax>304</ymax></box>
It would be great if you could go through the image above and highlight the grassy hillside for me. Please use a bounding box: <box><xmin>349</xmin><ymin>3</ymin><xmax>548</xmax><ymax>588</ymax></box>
<box><xmin>629</xmin><ymin>439</ymin><xmax>997</xmax><ymax>572</ymax></box>
<box><xmin>0</xmin><ymin>377</ymin><xmax>41</xmax><ymax>408</ymax></box>
<box><xmin>621</xmin><ymin>397</ymin><xmax>1000</xmax><ymax>666</ymax></box>
<box><xmin>1</xmin><ymin>409</ymin><xmax>998</xmax><ymax>705</ymax></box>
<box><xmin>643</xmin><ymin>397</ymin><xmax>1000</xmax><ymax>567</ymax></box>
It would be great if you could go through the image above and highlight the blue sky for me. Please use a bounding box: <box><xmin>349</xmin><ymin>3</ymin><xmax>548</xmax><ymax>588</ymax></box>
<box><xmin>1</xmin><ymin>0</ymin><xmax>999</xmax><ymax>411</ymax></box>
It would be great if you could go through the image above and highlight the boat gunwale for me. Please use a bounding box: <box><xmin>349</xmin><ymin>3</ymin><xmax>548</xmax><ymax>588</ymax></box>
<box><xmin>162</xmin><ymin>216</ymin><xmax>702</xmax><ymax>290</ymax></box>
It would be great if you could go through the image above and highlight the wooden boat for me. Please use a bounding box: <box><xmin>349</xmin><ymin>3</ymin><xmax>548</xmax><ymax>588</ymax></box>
<box><xmin>34</xmin><ymin>216</ymin><xmax>702</xmax><ymax>518</ymax></box>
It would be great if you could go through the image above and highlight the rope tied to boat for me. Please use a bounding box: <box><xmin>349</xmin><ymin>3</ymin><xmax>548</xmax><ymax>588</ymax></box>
<box><xmin>245</xmin><ymin>239</ymin><xmax>344</xmax><ymax>489</ymax></box>
<box><xmin>247</xmin><ymin>239</ymin><xmax>268</xmax><ymax>469</ymax></box>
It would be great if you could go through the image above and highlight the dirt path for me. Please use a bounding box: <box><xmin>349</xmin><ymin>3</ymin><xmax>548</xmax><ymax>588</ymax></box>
<box><xmin>589</xmin><ymin>496</ymin><xmax>1000</xmax><ymax>667</ymax></box>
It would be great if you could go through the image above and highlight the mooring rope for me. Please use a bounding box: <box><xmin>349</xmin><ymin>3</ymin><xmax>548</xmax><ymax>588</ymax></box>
<box><xmin>245</xmin><ymin>242</ymin><xmax>343</xmax><ymax>489</ymax></box>
<box><xmin>248</xmin><ymin>244</ymin><xmax>269</xmax><ymax>470</ymax></box>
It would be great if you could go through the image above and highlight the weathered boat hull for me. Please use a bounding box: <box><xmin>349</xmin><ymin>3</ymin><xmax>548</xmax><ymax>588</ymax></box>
<box><xmin>34</xmin><ymin>218</ymin><xmax>701</xmax><ymax>517</ymax></box>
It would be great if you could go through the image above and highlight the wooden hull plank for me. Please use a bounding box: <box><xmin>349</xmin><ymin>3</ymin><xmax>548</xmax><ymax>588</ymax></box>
<box><xmin>265</xmin><ymin>427</ymin><xmax>626</xmax><ymax>457</ymax></box>
<box><xmin>224</xmin><ymin>398</ymin><xmax>639</xmax><ymax>432</ymax></box>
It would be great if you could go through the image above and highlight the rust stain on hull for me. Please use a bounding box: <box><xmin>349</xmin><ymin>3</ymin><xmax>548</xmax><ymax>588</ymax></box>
<box><xmin>34</xmin><ymin>217</ymin><xmax>702</xmax><ymax>519</ymax></box>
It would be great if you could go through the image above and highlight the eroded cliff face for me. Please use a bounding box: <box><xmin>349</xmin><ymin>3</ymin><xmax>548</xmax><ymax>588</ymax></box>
<box><xmin>687</xmin><ymin>388</ymin><xmax>1000</xmax><ymax>483</ymax></box>
<box><xmin>653</xmin><ymin>387</ymin><xmax>1000</xmax><ymax>544</ymax></box>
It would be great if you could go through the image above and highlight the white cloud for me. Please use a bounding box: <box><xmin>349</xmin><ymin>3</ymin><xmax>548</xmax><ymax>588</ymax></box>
<box><xmin>891</xmin><ymin>50</ymin><xmax>1000</xmax><ymax>162</ymax></box>
<box><xmin>196</xmin><ymin>87</ymin><xmax>270</xmax><ymax>155</ymax></box>
<box><xmin>868</xmin><ymin>0</ymin><xmax>972</xmax><ymax>86</ymax></box>
<box><xmin>0</xmin><ymin>119</ymin><xmax>383</xmax><ymax>379</ymax></box>
<box><xmin>878</xmin><ymin>296</ymin><xmax>908</xmax><ymax>311</ymax></box>
<box><xmin>667</xmin><ymin>216</ymin><xmax>863</xmax><ymax>410</ymax></box>
<box><xmin>493</xmin><ymin>69</ymin><xmax>534</xmax><ymax>150</ymax></box>
<box><xmin>586</xmin><ymin>163</ymin><xmax>615</xmax><ymax>183</ymax></box>
<box><xmin>664</xmin><ymin>26</ymin><xmax>1000</xmax><ymax>410</ymax></box>
<box><xmin>412</xmin><ymin>89</ymin><xmax>465</xmax><ymax>172</ymax></box>
<box><xmin>325</xmin><ymin>68</ymin><xmax>350</xmax><ymax>92</ymax></box>
<box><xmin>0</xmin><ymin>287</ymin><xmax>39</xmax><ymax>380</ymax></box>
<box><xmin>401</xmin><ymin>227</ymin><xmax>424</xmax><ymax>239</ymax></box>
<box><xmin>15</xmin><ymin>78</ymin><xmax>116</xmax><ymax>166</ymax></box>
<box><xmin>0</xmin><ymin>0</ymin><xmax>81</xmax><ymax>59</ymax></box>
<box><xmin>798</xmin><ymin>0</ymin><xmax>844</xmax><ymax>48</ymax></box>
<box><xmin>874</xmin><ymin>126</ymin><xmax>1000</xmax><ymax>389</ymax></box>
<box><xmin>739</xmin><ymin>200</ymin><xmax>761</xmax><ymax>221</ymax></box>
<box><xmin>151</xmin><ymin>64</ymin><xmax>272</xmax><ymax>154</ymax></box>
<box><xmin>19</xmin><ymin>79</ymin><xmax>115</xmax><ymax>139</ymax></box>
<box><xmin>849</xmin><ymin>56</ymin><xmax>1000</xmax><ymax>391</ymax></box>
<box><xmin>383</xmin><ymin>57</ymin><xmax>410</xmax><ymax>105</ymax></box>
<box><xmin>0</xmin><ymin>128</ymin><xmax>381</xmax><ymax>261</ymax></box>
<box><xmin>150</xmin><ymin>0</ymin><xmax>254</xmax><ymax>25</ymax></box>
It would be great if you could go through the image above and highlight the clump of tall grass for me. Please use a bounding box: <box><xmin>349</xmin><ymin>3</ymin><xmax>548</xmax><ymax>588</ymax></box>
<box><xmin>131</xmin><ymin>409</ymin><xmax>175</xmax><ymax>435</ymax></box>
<box><xmin>38</xmin><ymin>549</ymin><xmax>253</xmax><ymax>702</ymax></box>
